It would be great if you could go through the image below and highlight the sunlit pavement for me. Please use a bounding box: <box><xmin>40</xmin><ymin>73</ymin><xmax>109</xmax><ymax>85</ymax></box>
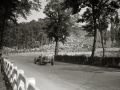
<box><xmin>4</xmin><ymin>52</ymin><xmax>120</xmax><ymax>90</ymax></box>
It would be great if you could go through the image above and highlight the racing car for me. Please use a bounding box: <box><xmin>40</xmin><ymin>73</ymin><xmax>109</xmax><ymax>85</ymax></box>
<box><xmin>34</xmin><ymin>54</ymin><xmax>54</xmax><ymax>65</ymax></box>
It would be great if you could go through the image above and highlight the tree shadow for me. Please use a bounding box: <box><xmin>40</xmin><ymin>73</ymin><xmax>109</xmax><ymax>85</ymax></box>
<box><xmin>60</xmin><ymin>65</ymin><xmax>120</xmax><ymax>73</ymax></box>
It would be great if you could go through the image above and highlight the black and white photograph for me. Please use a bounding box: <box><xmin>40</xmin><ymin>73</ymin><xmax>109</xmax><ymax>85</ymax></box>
<box><xmin>0</xmin><ymin>0</ymin><xmax>120</xmax><ymax>90</ymax></box>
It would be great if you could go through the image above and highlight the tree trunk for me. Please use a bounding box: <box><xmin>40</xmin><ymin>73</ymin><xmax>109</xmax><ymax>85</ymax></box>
<box><xmin>91</xmin><ymin>5</ymin><xmax>97</xmax><ymax>57</ymax></box>
<box><xmin>111</xmin><ymin>40</ymin><xmax>114</xmax><ymax>47</ymax></box>
<box><xmin>0</xmin><ymin>12</ymin><xmax>7</xmax><ymax>50</ymax></box>
<box><xmin>98</xmin><ymin>17</ymin><xmax>105</xmax><ymax>59</ymax></box>
<box><xmin>31</xmin><ymin>30</ymin><xmax>34</xmax><ymax>49</ymax></box>
<box><xmin>100</xmin><ymin>31</ymin><xmax>105</xmax><ymax>58</ymax></box>
<box><xmin>40</xmin><ymin>35</ymin><xmax>43</xmax><ymax>49</ymax></box>
<box><xmin>25</xmin><ymin>35</ymin><xmax>28</xmax><ymax>49</ymax></box>
<box><xmin>55</xmin><ymin>39</ymin><xmax>59</xmax><ymax>55</ymax></box>
<box><xmin>104</xmin><ymin>31</ymin><xmax>107</xmax><ymax>45</ymax></box>
<box><xmin>0</xmin><ymin>28</ymin><xmax>4</xmax><ymax>50</ymax></box>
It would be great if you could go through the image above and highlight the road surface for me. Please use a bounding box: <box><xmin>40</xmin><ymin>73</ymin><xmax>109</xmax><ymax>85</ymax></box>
<box><xmin>4</xmin><ymin>52</ymin><xmax>120</xmax><ymax>90</ymax></box>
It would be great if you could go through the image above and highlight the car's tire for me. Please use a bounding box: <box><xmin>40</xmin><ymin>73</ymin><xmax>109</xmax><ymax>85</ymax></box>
<box><xmin>51</xmin><ymin>59</ymin><xmax>54</xmax><ymax>66</ymax></box>
<box><xmin>34</xmin><ymin>58</ymin><xmax>36</xmax><ymax>64</ymax></box>
<box><xmin>51</xmin><ymin>62</ymin><xmax>54</xmax><ymax>65</ymax></box>
<box><xmin>39</xmin><ymin>59</ymin><xmax>42</xmax><ymax>65</ymax></box>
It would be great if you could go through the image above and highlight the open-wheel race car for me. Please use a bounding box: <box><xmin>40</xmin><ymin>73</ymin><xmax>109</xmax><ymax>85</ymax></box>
<box><xmin>34</xmin><ymin>54</ymin><xmax>54</xmax><ymax>65</ymax></box>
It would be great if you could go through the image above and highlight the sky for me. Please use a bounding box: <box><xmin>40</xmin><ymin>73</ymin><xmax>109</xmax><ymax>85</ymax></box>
<box><xmin>17</xmin><ymin>0</ymin><xmax>47</xmax><ymax>23</ymax></box>
<box><xmin>17</xmin><ymin>0</ymin><xmax>86</xmax><ymax>23</ymax></box>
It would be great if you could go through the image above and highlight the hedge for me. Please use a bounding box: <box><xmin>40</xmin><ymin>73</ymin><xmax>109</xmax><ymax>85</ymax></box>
<box><xmin>54</xmin><ymin>55</ymin><xmax>120</xmax><ymax>68</ymax></box>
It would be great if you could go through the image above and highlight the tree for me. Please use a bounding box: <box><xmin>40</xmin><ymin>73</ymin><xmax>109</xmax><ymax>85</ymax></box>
<box><xmin>110</xmin><ymin>12</ymin><xmax>120</xmax><ymax>47</ymax></box>
<box><xmin>98</xmin><ymin>14</ymin><xmax>109</xmax><ymax>58</ymax></box>
<box><xmin>118</xmin><ymin>27</ymin><xmax>120</xmax><ymax>46</ymax></box>
<box><xmin>0</xmin><ymin>0</ymin><xmax>41</xmax><ymax>50</ymax></box>
<box><xmin>43</xmin><ymin>0</ymin><xmax>73</xmax><ymax>55</ymax></box>
<box><xmin>63</xmin><ymin>0</ymin><xmax>120</xmax><ymax>57</ymax></box>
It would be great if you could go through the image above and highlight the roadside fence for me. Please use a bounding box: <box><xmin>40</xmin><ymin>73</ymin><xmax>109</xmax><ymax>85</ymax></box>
<box><xmin>0</xmin><ymin>58</ymin><xmax>40</xmax><ymax>90</ymax></box>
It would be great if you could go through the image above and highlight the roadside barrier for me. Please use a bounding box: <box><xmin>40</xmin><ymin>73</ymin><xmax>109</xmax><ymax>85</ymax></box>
<box><xmin>1</xmin><ymin>58</ymin><xmax>40</xmax><ymax>90</ymax></box>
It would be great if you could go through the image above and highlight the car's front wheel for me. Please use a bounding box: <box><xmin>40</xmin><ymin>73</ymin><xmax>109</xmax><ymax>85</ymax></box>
<box><xmin>51</xmin><ymin>59</ymin><xmax>54</xmax><ymax>66</ymax></box>
<box><xmin>34</xmin><ymin>58</ymin><xmax>36</xmax><ymax>64</ymax></box>
<box><xmin>39</xmin><ymin>59</ymin><xmax>42</xmax><ymax>65</ymax></box>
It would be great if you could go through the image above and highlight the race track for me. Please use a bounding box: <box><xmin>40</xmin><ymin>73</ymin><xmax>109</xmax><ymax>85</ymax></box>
<box><xmin>5</xmin><ymin>52</ymin><xmax>120</xmax><ymax>90</ymax></box>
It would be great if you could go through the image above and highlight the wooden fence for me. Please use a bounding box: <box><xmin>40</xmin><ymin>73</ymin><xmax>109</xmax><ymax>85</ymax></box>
<box><xmin>1</xmin><ymin>58</ymin><xmax>40</xmax><ymax>90</ymax></box>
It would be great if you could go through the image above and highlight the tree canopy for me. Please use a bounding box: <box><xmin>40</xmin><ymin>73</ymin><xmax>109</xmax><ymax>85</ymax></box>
<box><xmin>3</xmin><ymin>19</ymin><xmax>47</xmax><ymax>49</ymax></box>
<box><xmin>0</xmin><ymin>0</ymin><xmax>41</xmax><ymax>50</ymax></box>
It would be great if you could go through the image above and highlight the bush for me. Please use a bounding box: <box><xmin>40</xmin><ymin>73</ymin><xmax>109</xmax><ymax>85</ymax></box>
<box><xmin>101</xmin><ymin>57</ymin><xmax>120</xmax><ymax>67</ymax></box>
<box><xmin>55</xmin><ymin>55</ymin><xmax>120</xmax><ymax>68</ymax></box>
<box><xmin>87</xmin><ymin>57</ymin><xmax>102</xmax><ymax>65</ymax></box>
<box><xmin>54</xmin><ymin>55</ymin><xmax>87</xmax><ymax>64</ymax></box>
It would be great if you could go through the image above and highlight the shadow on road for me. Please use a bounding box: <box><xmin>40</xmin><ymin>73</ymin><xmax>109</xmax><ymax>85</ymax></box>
<box><xmin>60</xmin><ymin>65</ymin><xmax>120</xmax><ymax>73</ymax></box>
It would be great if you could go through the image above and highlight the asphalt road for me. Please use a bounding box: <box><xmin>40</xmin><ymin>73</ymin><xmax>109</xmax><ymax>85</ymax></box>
<box><xmin>5</xmin><ymin>52</ymin><xmax>120</xmax><ymax>90</ymax></box>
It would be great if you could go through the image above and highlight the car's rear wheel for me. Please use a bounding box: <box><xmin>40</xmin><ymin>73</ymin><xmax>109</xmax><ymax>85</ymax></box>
<box><xmin>34</xmin><ymin>58</ymin><xmax>36</xmax><ymax>64</ymax></box>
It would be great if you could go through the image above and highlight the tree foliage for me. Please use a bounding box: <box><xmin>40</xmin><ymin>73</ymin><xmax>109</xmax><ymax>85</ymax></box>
<box><xmin>0</xmin><ymin>0</ymin><xmax>41</xmax><ymax>49</ymax></box>
<box><xmin>3</xmin><ymin>19</ymin><xmax>47</xmax><ymax>49</ymax></box>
